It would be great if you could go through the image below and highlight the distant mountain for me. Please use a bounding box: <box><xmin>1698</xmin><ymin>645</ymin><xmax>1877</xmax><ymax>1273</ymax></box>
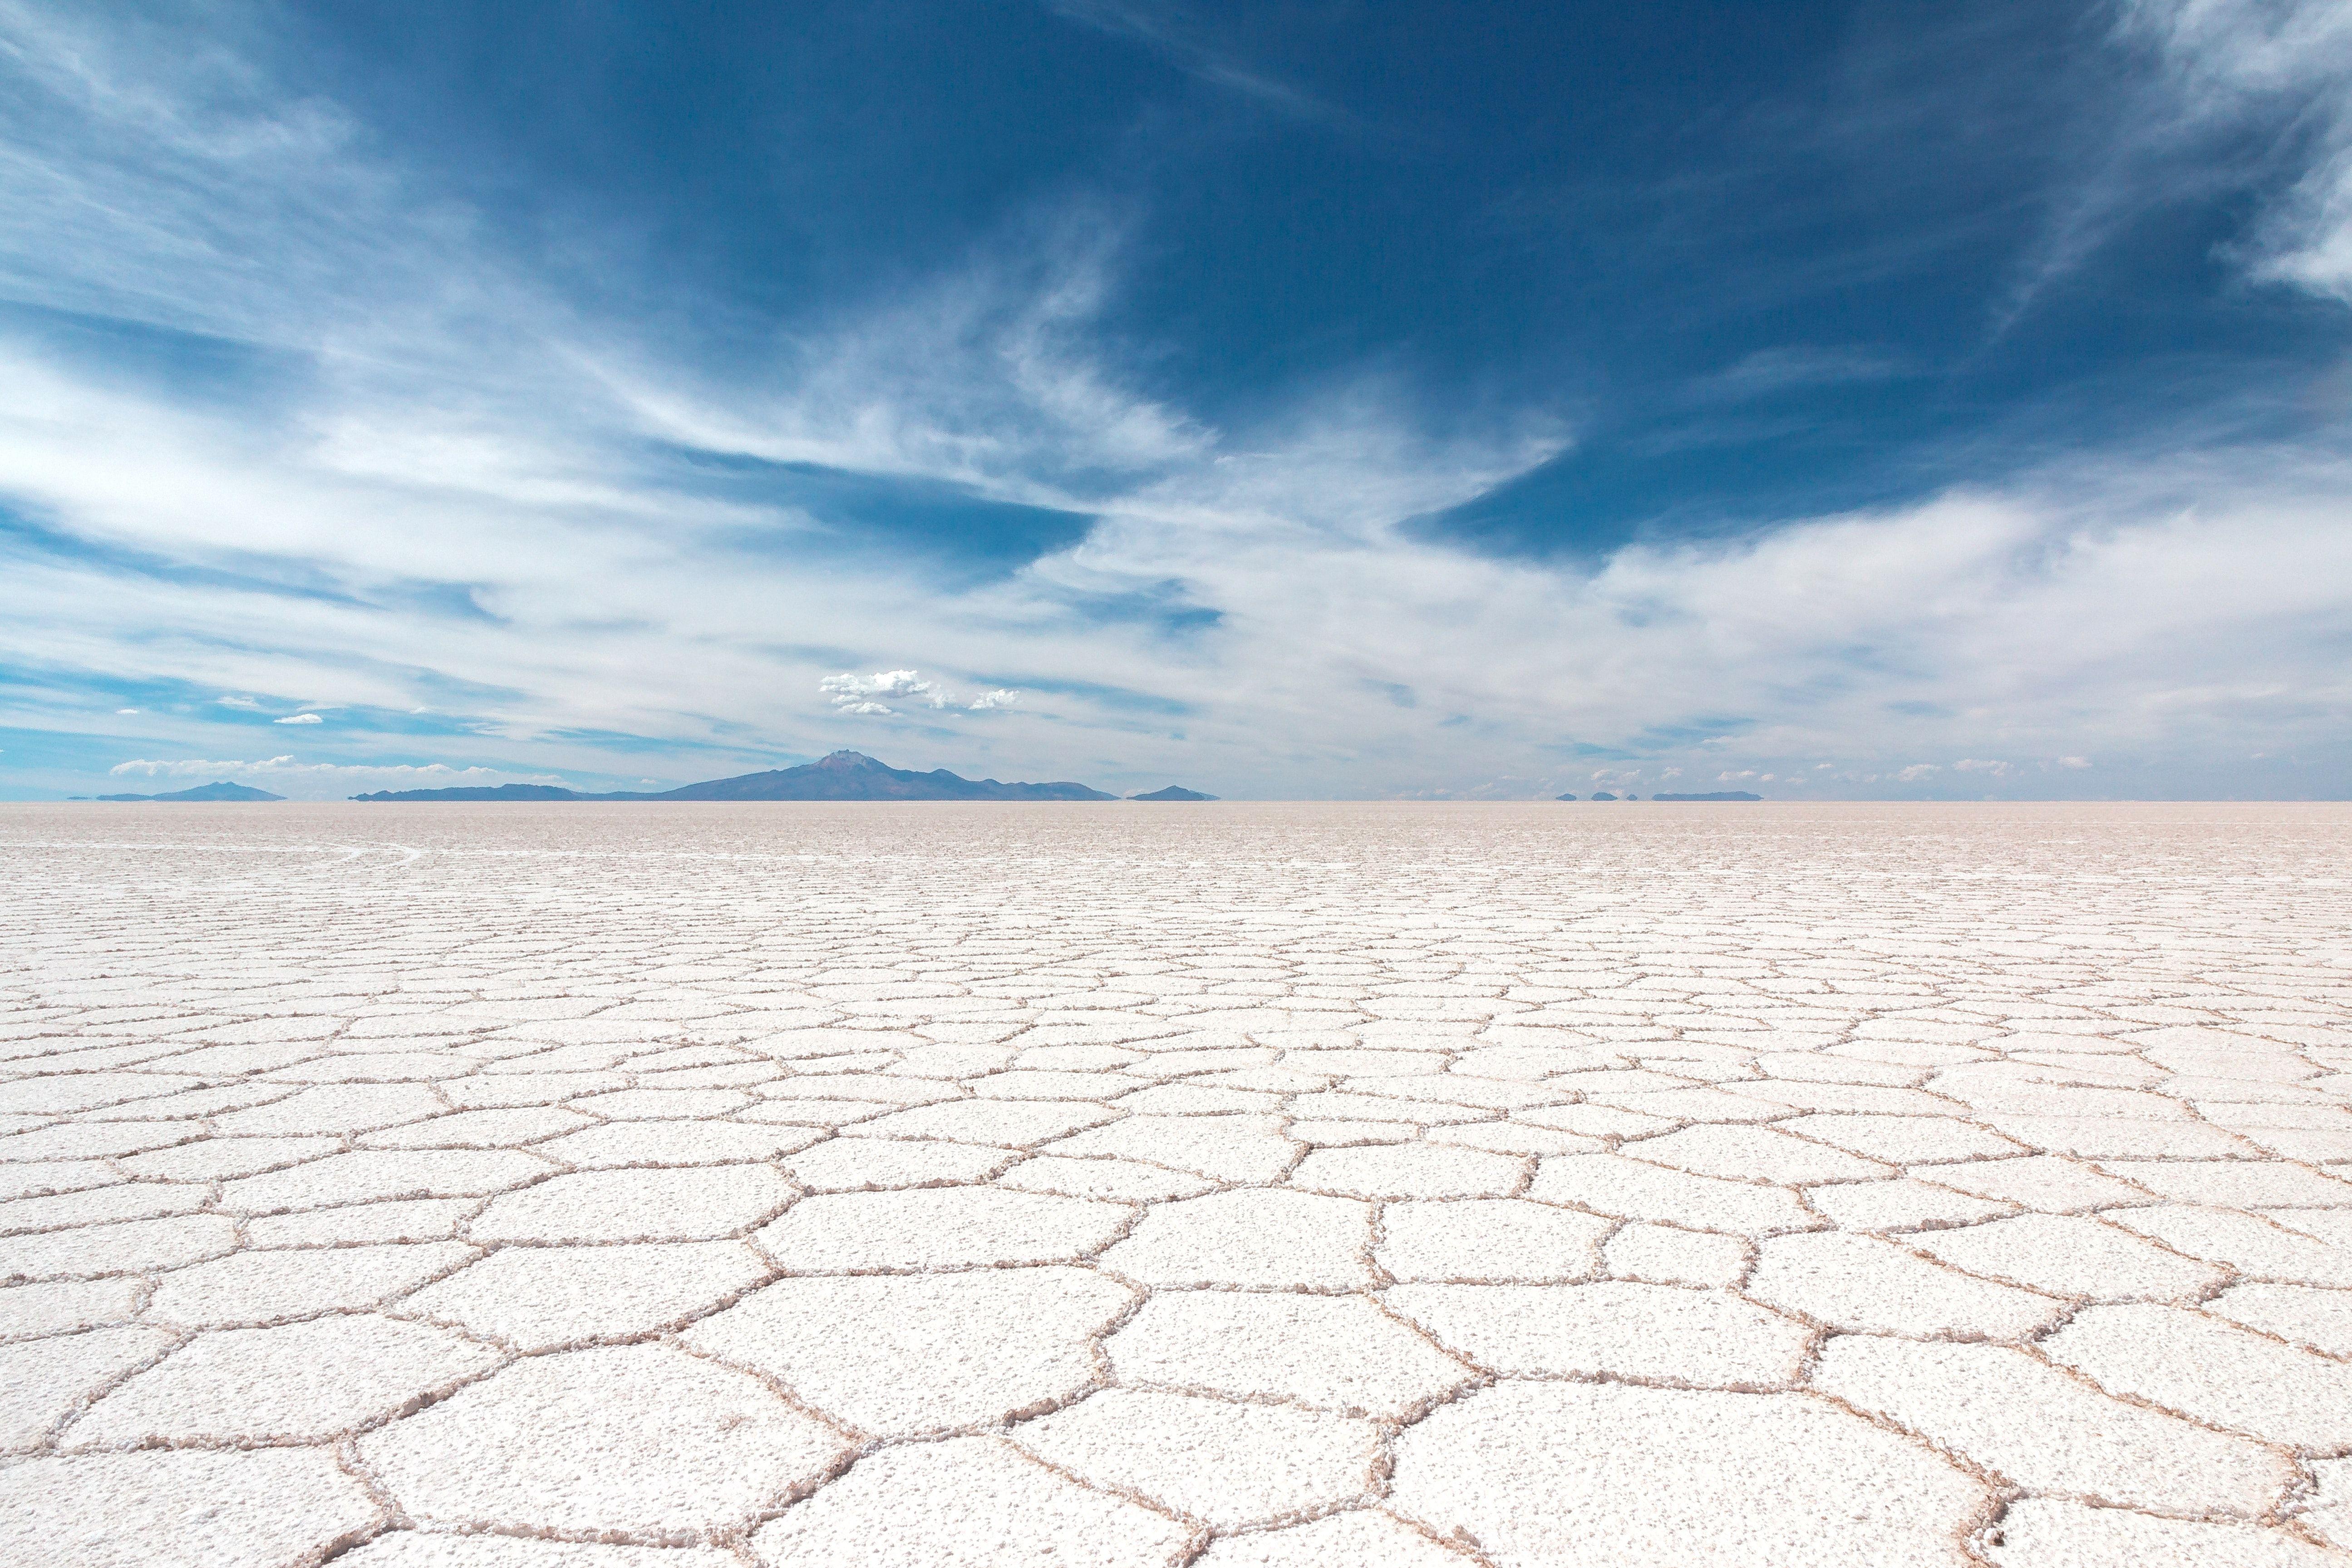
<box><xmin>1128</xmin><ymin>786</ymin><xmax>1217</xmax><ymax>801</ymax></box>
<box><xmin>349</xmin><ymin>784</ymin><xmax>582</xmax><ymax>801</ymax></box>
<box><xmin>1653</xmin><ymin>791</ymin><xmax>1763</xmax><ymax>801</ymax></box>
<box><xmin>94</xmin><ymin>781</ymin><xmax>285</xmax><ymax>802</ymax></box>
<box><xmin>1589</xmin><ymin>791</ymin><xmax>1619</xmax><ymax>801</ymax></box>
<box><xmin>1555</xmin><ymin>793</ymin><xmax>1578</xmax><ymax>801</ymax></box>
<box><xmin>351</xmin><ymin>751</ymin><xmax>1116</xmax><ymax>802</ymax></box>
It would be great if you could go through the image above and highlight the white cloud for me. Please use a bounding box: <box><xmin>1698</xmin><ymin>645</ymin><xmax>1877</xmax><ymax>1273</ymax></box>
<box><xmin>114</xmin><ymin>707</ymin><xmax>138</xmax><ymax>714</ymax></box>
<box><xmin>967</xmin><ymin>689</ymin><xmax>1019</xmax><ymax>710</ymax></box>
<box><xmin>1898</xmin><ymin>764</ymin><xmax>1942</xmax><ymax>782</ymax></box>
<box><xmin>1953</xmin><ymin>758</ymin><xmax>2012</xmax><ymax>777</ymax></box>
<box><xmin>2059</xmin><ymin>755</ymin><xmax>2093</xmax><ymax>768</ymax></box>
<box><xmin>2121</xmin><ymin>0</ymin><xmax>2352</xmax><ymax>300</ymax></box>
<box><xmin>273</xmin><ymin>712</ymin><xmax>322</xmax><ymax>724</ymax></box>
<box><xmin>215</xmin><ymin>695</ymin><xmax>262</xmax><ymax>709</ymax></box>
<box><xmin>820</xmin><ymin>669</ymin><xmax>956</xmax><ymax>716</ymax></box>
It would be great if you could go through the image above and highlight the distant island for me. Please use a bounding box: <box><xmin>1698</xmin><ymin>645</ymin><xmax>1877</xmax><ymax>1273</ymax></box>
<box><xmin>1652</xmin><ymin>791</ymin><xmax>1763</xmax><ymax>801</ymax></box>
<box><xmin>84</xmin><ymin>781</ymin><xmax>285</xmax><ymax>802</ymax></box>
<box><xmin>352</xmin><ymin>750</ymin><xmax>1125</xmax><ymax>802</ymax></box>
<box><xmin>1128</xmin><ymin>786</ymin><xmax>1218</xmax><ymax>801</ymax></box>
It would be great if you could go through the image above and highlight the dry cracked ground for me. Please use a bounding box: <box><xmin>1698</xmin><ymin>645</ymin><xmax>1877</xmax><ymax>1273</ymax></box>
<box><xmin>3</xmin><ymin>802</ymin><xmax>2351</xmax><ymax>1568</ymax></box>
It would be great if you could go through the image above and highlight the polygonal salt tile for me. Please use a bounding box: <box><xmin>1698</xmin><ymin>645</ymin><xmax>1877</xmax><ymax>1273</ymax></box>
<box><xmin>1978</xmin><ymin>1116</ymin><xmax>2255</xmax><ymax>1160</ymax></box>
<box><xmin>213</xmin><ymin>1083</ymin><xmax>447</xmax><ymax>1136</ymax></box>
<box><xmin>1048</xmin><ymin>1114</ymin><xmax>1297</xmax><ymax>1182</ymax></box>
<box><xmin>0</xmin><ymin>1277</ymin><xmax>144</xmax><ymax>1339</ymax></box>
<box><xmin>1105</xmin><ymin>1290</ymin><xmax>1470</xmax><ymax>1417</ymax></box>
<box><xmin>2105</xmin><ymin>1204</ymin><xmax>2352</xmax><ymax>1287</ymax></box>
<box><xmin>219</xmin><ymin>1150</ymin><xmax>555</xmax><ymax>1214</ymax></box>
<box><xmin>2206</xmin><ymin>1282</ymin><xmax>2352</xmax><ymax>1358</ymax></box>
<box><xmin>850</xmin><ymin>1100</ymin><xmax>1117</xmax><ymax>1147</ymax></box>
<box><xmin>0</xmin><ymin>1073</ymin><xmax>208</xmax><ymax>1116</ymax></box>
<box><xmin>1287</xmin><ymin>1091</ymin><xmax>1485</xmax><ymax>1126</ymax></box>
<box><xmin>248</xmin><ymin>1198</ymin><xmax>477</xmax><ymax>1247</ymax></box>
<box><xmin>1911</xmin><ymin>1155</ymin><xmax>2152</xmax><ymax>1213</ymax></box>
<box><xmin>1097</xmin><ymin>1189</ymin><xmax>1372</xmax><ymax>1288</ymax></box>
<box><xmin>1114</xmin><ymin>1083</ymin><xmax>1283</xmax><ymax>1115</ymax></box>
<box><xmin>1376</xmin><ymin>1198</ymin><xmax>1609</xmax><ymax>1282</ymax></box>
<box><xmin>261</xmin><ymin>1051</ymin><xmax>472</xmax><ymax>1082</ymax></box>
<box><xmin>2095</xmin><ymin>1160</ymin><xmax>2352</xmax><ymax>1208</ymax></box>
<box><xmin>469</xmin><ymin>1165</ymin><xmax>790</xmax><ymax>1243</ymax></box>
<box><xmin>1289</xmin><ymin>1143</ymin><xmax>1524</xmax><ymax>1199</ymax></box>
<box><xmin>1815</xmin><ymin>1335</ymin><xmax>2290</xmax><ymax>1514</ymax></box>
<box><xmin>342</xmin><ymin>1535</ymin><xmax>742</xmax><ymax>1566</ymax></box>
<box><xmin>1627</xmin><ymin>1124</ymin><xmax>1893</xmax><ymax>1185</ymax></box>
<box><xmin>444</xmin><ymin>1072</ymin><xmax>630</xmax><ymax>1110</ymax></box>
<box><xmin>0</xmin><ymin>1124</ymin><xmax>195</xmax><ymax>1168</ymax></box>
<box><xmin>117</xmin><ymin>1135</ymin><xmax>343</xmax><ymax>1180</ymax></box>
<box><xmin>360</xmin><ymin>1343</ymin><xmax>850</xmax><ymax>1538</ymax></box>
<box><xmin>970</xmin><ymin>1069</ymin><xmax>1151</xmax><ymax>1101</ymax></box>
<box><xmin>0</xmin><ymin>1183</ymin><xmax>208</xmax><ymax>1234</ymax></box>
<box><xmin>0</xmin><ymin>1214</ymin><xmax>240</xmax><ymax>1281</ymax></box>
<box><xmin>1909</xmin><ymin>1212</ymin><xmax>2227</xmax><ymax>1301</ymax></box>
<box><xmin>1194</xmin><ymin>1512</ymin><xmax>1476</xmax><ymax>1567</ymax></box>
<box><xmin>1602</xmin><ymin>1223</ymin><xmax>1750</xmax><ymax>1287</ymax></box>
<box><xmin>399</xmin><ymin>1240</ymin><xmax>768</xmax><ymax>1350</ymax></box>
<box><xmin>1749</xmin><ymin>1232</ymin><xmax>2067</xmax><ymax>1337</ymax></box>
<box><xmin>0</xmin><ymin>1449</ymin><xmax>381</xmax><ymax>1568</ymax></box>
<box><xmin>1425</xmin><ymin>1120</ymin><xmax>1604</xmax><ymax>1156</ymax></box>
<box><xmin>994</xmin><ymin>1154</ymin><xmax>1219</xmax><ymax>1201</ymax></box>
<box><xmin>565</xmin><ymin>1087</ymin><xmax>755</xmax><ymax>1119</ymax></box>
<box><xmin>147</xmin><ymin>1241</ymin><xmax>476</xmax><ymax>1327</ymax></box>
<box><xmin>71</xmin><ymin>1312</ymin><xmax>500</xmax><ymax>1445</ymax></box>
<box><xmin>749</xmin><ymin>1435</ymin><xmax>1191</xmax><ymax>1567</ymax></box>
<box><xmin>1775</xmin><ymin>1113</ymin><xmax>2023</xmax><ymax>1164</ymax></box>
<box><xmin>1529</xmin><ymin>1154</ymin><xmax>1819</xmax><ymax>1235</ymax></box>
<box><xmin>1013</xmin><ymin>1388</ymin><xmax>1380</xmax><ymax>1529</ymax></box>
<box><xmin>0</xmin><ymin>1325</ymin><xmax>174</xmax><ymax>1449</ymax></box>
<box><xmin>359</xmin><ymin>1107</ymin><xmax>595</xmax><ymax>1148</ymax></box>
<box><xmin>534</xmin><ymin>1120</ymin><xmax>821</xmax><ymax>1167</ymax></box>
<box><xmin>1390</xmin><ymin>1381</ymin><xmax>1986</xmax><ymax>1567</ymax></box>
<box><xmin>1807</xmin><ymin>1180</ymin><xmax>2018</xmax><ymax>1233</ymax></box>
<box><xmin>1983</xmin><ymin>1499</ymin><xmax>2344</xmax><ymax>1567</ymax></box>
<box><xmin>686</xmin><ymin>1266</ymin><xmax>1132</xmax><ymax>1434</ymax></box>
<box><xmin>2042</xmin><ymin>1303</ymin><xmax>2352</xmax><ymax>1447</ymax></box>
<box><xmin>756</xmin><ymin>1186</ymin><xmax>1128</xmax><ymax>1270</ymax></box>
<box><xmin>1385</xmin><ymin>1281</ymin><xmax>1807</xmax><ymax>1387</ymax></box>
<box><xmin>782</xmin><ymin>1138</ymin><xmax>1016</xmax><ymax>1190</ymax></box>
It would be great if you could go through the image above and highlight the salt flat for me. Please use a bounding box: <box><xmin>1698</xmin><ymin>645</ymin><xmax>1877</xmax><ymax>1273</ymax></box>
<box><xmin>1</xmin><ymin>801</ymin><xmax>2349</xmax><ymax>1567</ymax></box>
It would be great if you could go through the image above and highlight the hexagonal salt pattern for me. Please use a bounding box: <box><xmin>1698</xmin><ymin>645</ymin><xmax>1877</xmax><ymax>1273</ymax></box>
<box><xmin>5</xmin><ymin>800</ymin><xmax>2351</xmax><ymax>1562</ymax></box>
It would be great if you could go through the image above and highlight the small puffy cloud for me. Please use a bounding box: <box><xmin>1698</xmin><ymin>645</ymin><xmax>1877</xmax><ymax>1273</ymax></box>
<box><xmin>1897</xmin><ymin>763</ymin><xmax>1941</xmax><ymax>781</ymax></box>
<box><xmin>114</xmin><ymin>708</ymin><xmax>139</xmax><ymax>714</ymax></box>
<box><xmin>215</xmin><ymin>695</ymin><xmax>262</xmax><ymax>710</ymax></box>
<box><xmin>821</xmin><ymin>668</ymin><xmax>954</xmax><ymax>715</ymax></box>
<box><xmin>274</xmin><ymin>712</ymin><xmax>323</xmax><ymax>724</ymax></box>
<box><xmin>822</xmin><ymin>669</ymin><xmax>1017</xmax><ymax>716</ymax></box>
<box><xmin>2058</xmin><ymin>755</ymin><xmax>2092</xmax><ymax>769</ymax></box>
<box><xmin>1953</xmin><ymin>758</ymin><xmax>2012</xmax><ymax>777</ymax></box>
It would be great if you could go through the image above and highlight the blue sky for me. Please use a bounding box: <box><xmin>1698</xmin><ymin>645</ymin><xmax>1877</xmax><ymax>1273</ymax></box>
<box><xmin>3</xmin><ymin>0</ymin><xmax>2349</xmax><ymax>799</ymax></box>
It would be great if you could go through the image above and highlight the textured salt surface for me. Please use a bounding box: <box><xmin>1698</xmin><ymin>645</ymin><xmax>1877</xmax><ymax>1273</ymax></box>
<box><xmin>1</xmin><ymin>801</ymin><xmax>2349</xmax><ymax>1566</ymax></box>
